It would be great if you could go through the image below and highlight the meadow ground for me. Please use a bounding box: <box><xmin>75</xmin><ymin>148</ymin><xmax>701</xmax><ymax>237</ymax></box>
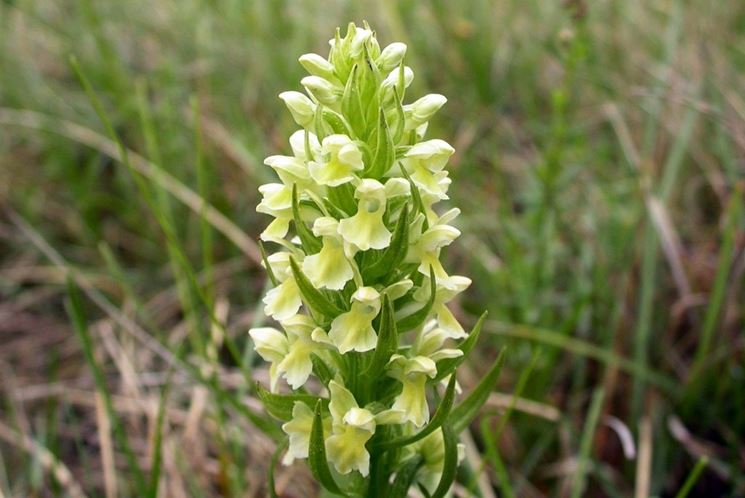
<box><xmin>0</xmin><ymin>1</ymin><xmax>743</xmax><ymax>496</ymax></box>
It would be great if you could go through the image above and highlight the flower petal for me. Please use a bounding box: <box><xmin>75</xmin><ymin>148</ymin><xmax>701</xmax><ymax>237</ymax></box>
<box><xmin>263</xmin><ymin>277</ymin><xmax>302</xmax><ymax>321</ymax></box>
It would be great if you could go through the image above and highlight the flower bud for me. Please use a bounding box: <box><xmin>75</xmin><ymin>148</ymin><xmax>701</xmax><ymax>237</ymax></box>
<box><xmin>377</xmin><ymin>42</ymin><xmax>407</xmax><ymax>71</ymax></box>
<box><xmin>301</xmin><ymin>76</ymin><xmax>340</xmax><ymax>106</ymax></box>
<box><xmin>405</xmin><ymin>139</ymin><xmax>455</xmax><ymax>171</ymax></box>
<box><xmin>350</xmin><ymin>27</ymin><xmax>379</xmax><ymax>59</ymax></box>
<box><xmin>298</xmin><ymin>53</ymin><xmax>336</xmax><ymax>80</ymax></box>
<box><xmin>404</xmin><ymin>94</ymin><xmax>447</xmax><ymax>130</ymax></box>
<box><xmin>279</xmin><ymin>91</ymin><xmax>315</xmax><ymax>127</ymax></box>
<box><xmin>382</xmin><ymin>66</ymin><xmax>414</xmax><ymax>92</ymax></box>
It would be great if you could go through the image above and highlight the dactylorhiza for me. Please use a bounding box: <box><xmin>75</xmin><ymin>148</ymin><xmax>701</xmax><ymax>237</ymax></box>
<box><xmin>250</xmin><ymin>22</ymin><xmax>502</xmax><ymax>497</ymax></box>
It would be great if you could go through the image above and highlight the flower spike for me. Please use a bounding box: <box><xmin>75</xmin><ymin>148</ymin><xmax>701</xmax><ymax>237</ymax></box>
<box><xmin>248</xmin><ymin>22</ymin><xmax>492</xmax><ymax>496</ymax></box>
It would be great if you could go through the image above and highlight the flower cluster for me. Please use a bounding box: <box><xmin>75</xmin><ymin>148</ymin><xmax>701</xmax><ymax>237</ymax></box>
<box><xmin>250</xmin><ymin>23</ymin><xmax>493</xmax><ymax>496</ymax></box>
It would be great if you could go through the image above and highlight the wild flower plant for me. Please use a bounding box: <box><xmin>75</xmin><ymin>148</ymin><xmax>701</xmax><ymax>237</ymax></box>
<box><xmin>250</xmin><ymin>22</ymin><xmax>505</xmax><ymax>497</ymax></box>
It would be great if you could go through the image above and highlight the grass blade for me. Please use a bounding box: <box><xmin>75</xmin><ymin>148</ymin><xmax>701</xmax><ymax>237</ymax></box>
<box><xmin>674</xmin><ymin>457</ymin><xmax>708</xmax><ymax>498</ymax></box>
<box><xmin>65</xmin><ymin>277</ymin><xmax>148</xmax><ymax>495</ymax></box>
<box><xmin>570</xmin><ymin>388</ymin><xmax>605</xmax><ymax>498</ymax></box>
<box><xmin>268</xmin><ymin>439</ymin><xmax>290</xmax><ymax>498</ymax></box>
<box><xmin>146</xmin><ymin>369</ymin><xmax>174</xmax><ymax>498</ymax></box>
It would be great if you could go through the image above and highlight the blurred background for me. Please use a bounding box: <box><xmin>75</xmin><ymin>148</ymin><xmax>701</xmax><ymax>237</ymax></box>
<box><xmin>1</xmin><ymin>0</ymin><xmax>743</xmax><ymax>496</ymax></box>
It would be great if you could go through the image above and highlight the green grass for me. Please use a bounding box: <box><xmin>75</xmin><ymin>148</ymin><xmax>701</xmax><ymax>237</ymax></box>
<box><xmin>1</xmin><ymin>0</ymin><xmax>744</xmax><ymax>496</ymax></box>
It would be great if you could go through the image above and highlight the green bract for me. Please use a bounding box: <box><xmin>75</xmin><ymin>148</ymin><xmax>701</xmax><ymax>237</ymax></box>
<box><xmin>250</xmin><ymin>22</ymin><xmax>501</xmax><ymax>497</ymax></box>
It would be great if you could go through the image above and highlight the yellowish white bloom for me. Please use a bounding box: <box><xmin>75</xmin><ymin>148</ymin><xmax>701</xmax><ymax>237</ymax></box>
<box><xmin>308</xmin><ymin>134</ymin><xmax>364</xmax><ymax>187</ymax></box>
<box><xmin>248</xmin><ymin>315</ymin><xmax>325</xmax><ymax>391</ymax></box>
<box><xmin>301</xmin><ymin>75</ymin><xmax>340</xmax><ymax>106</ymax></box>
<box><xmin>412</xmin><ymin>320</ymin><xmax>465</xmax><ymax>361</ymax></box>
<box><xmin>387</xmin><ymin>354</ymin><xmax>438</xmax><ymax>427</ymax></box>
<box><xmin>279</xmin><ymin>91</ymin><xmax>316</xmax><ymax>128</ymax></box>
<box><xmin>408</xmin><ymin>428</ymin><xmax>466</xmax><ymax>494</ymax></box>
<box><xmin>276</xmin><ymin>314</ymin><xmax>321</xmax><ymax>389</ymax></box>
<box><xmin>404</xmin><ymin>95</ymin><xmax>448</xmax><ymax>131</ymax></box>
<box><xmin>301</xmin><ymin>217</ymin><xmax>354</xmax><ymax>290</ymax></box>
<box><xmin>298</xmin><ymin>53</ymin><xmax>337</xmax><ymax>81</ymax></box>
<box><xmin>256</xmin><ymin>183</ymin><xmax>293</xmax><ymax>241</ymax></box>
<box><xmin>248</xmin><ymin>327</ymin><xmax>288</xmax><ymax>392</ymax></box>
<box><xmin>282</xmin><ymin>401</ymin><xmax>322</xmax><ymax>464</ymax></box>
<box><xmin>329</xmin><ymin>287</ymin><xmax>381</xmax><ymax>353</ymax></box>
<box><xmin>337</xmin><ymin>179</ymin><xmax>391</xmax><ymax>251</ymax></box>
<box><xmin>377</xmin><ymin>42</ymin><xmax>407</xmax><ymax>71</ymax></box>
<box><xmin>407</xmin><ymin>220</ymin><xmax>461</xmax><ymax>280</ymax></box>
<box><xmin>262</xmin><ymin>278</ymin><xmax>301</xmax><ymax>322</ymax></box>
<box><xmin>401</xmin><ymin>139</ymin><xmax>455</xmax><ymax>200</ymax></box>
<box><xmin>326</xmin><ymin>381</ymin><xmax>375</xmax><ymax>476</ymax></box>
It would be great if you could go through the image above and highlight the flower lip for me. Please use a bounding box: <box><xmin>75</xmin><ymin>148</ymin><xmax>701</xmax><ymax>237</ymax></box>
<box><xmin>308</xmin><ymin>134</ymin><xmax>364</xmax><ymax>187</ymax></box>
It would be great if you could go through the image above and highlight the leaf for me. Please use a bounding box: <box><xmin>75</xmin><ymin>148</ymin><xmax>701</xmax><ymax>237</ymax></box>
<box><xmin>304</xmin><ymin>128</ymin><xmax>314</xmax><ymax>162</ymax></box>
<box><xmin>289</xmin><ymin>256</ymin><xmax>344</xmax><ymax>318</ymax></box>
<box><xmin>322</xmin><ymin>198</ymin><xmax>350</xmax><ymax>220</ymax></box>
<box><xmin>365</xmin><ymin>109</ymin><xmax>394</xmax><ymax>179</ymax></box>
<box><xmin>396</xmin><ymin>266</ymin><xmax>436</xmax><ymax>332</ymax></box>
<box><xmin>327</xmin><ymin>183</ymin><xmax>357</xmax><ymax>216</ymax></box>
<box><xmin>360</xmin><ymin>47</ymin><xmax>382</xmax><ymax>133</ymax></box>
<box><xmin>434</xmin><ymin>311</ymin><xmax>488</xmax><ymax>382</ymax></box>
<box><xmin>395</xmin><ymin>62</ymin><xmax>407</xmax><ymax>102</ymax></box>
<box><xmin>268</xmin><ymin>438</ymin><xmax>289</xmax><ymax>498</ymax></box>
<box><xmin>313</xmin><ymin>103</ymin><xmax>331</xmax><ymax>140</ymax></box>
<box><xmin>321</xmin><ymin>108</ymin><xmax>351</xmax><ymax>135</ymax></box>
<box><xmin>342</xmin><ymin>65</ymin><xmax>366</xmax><ymax>138</ymax></box>
<box><xmin>363</xmin><ymin>294</ymin><xmax>398</xmax><ymax>380</ymax></box>
<box><xmin>431</xmin><ymin>423</ymin><xmax>458</xmax><ymax>498</ymax></box>
<box><xmin>309</xmin><ymin>401</ymin><xmax>346</xmax><ymax>495</ymax></box>
<box><xmin>259</xmin><ymin>240</ymin><xmax>279</xmax><ymax>286</ymax></box>
<box><xmin>292</xmin><ymin>184</ymin><xmax>322</xmax><ymax>254</ymax></box>
<box><xmin>378</xmin><ymin>373</ymin><xmax>458</xmax><ymax>451</ymax></box>
<box><xmin>448</xmin><ymin>347</ymin><xmax>506</xmax><ymax>434</ymax></box>
<box><xmin>389</xmin><ymin>456</ymin><xmax>424</xmax><ymax>498</ymax></box>
<box><xmin>398</xmin><ymin>162</ymin><xmax>427</xmax><ymax>228</ymax></box>
<box><xmin>366</xmin><ymin>205</ymin><xmax>409</xmax><ymax>282</ymax></box>
<box><xmin>255</xmin><ymin>382</ymin><xmax>326</xmax><ymax>421</ymax></box>
<box><xmin>311</xmin><ymin>354</ymin><xmax>334</xmax><ymax>386</ymax></box>
<box><xmin>390</xmin><ymin>85</ymin><xmax>406</xmax><ymax>143</ymax></box>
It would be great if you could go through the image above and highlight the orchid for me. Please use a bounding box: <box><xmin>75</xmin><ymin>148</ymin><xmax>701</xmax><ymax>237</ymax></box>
<box><xmin>249</xmin><ymin>22</ymin><xmax>504</xmax><ymax>497</ymax></box>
